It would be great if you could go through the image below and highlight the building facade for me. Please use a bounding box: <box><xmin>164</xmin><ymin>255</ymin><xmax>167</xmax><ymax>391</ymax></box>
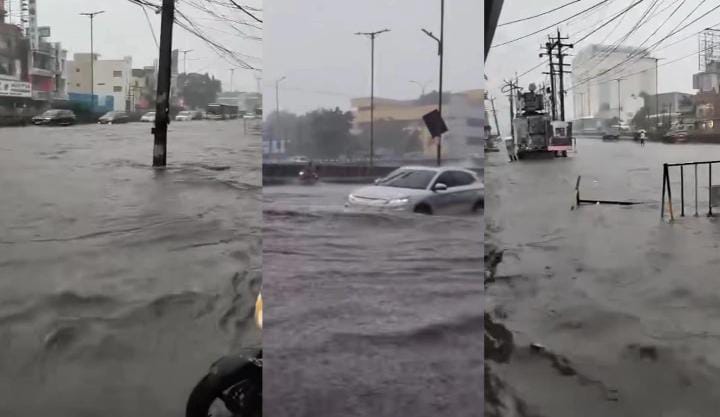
<box><xmin>67</xmin><ymin>53</ymin><xmax>132</xmax><ymax>111</ymax></box>
<box><xmin>572</xmin><ymin>44</ymin><xmax>656</xmax><ymax>123</ymax></box>
<box><xmin>350</xmin><ymin>90</ymin><xmax>485</xmax><ymax>160</ymax></box>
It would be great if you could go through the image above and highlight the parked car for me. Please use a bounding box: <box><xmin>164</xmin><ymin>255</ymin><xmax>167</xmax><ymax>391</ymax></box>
<box><xmin>140</xmin><ymin>111</ymin><xmax>156</xmax><ymax>122</ymax></box>
<box><xmin>602</xmin><ymin>126</ymin><xmax>620</xmax><ymax>140</ymax></box>
<box><xmin>346</xmin><ymin>166</ymin><xmax>484</xmax><ymax>215</ymax></box>
<box><xmin>98</xmin><ymin>111</ymin><xmax>130</xmax><ymax>124</ymax></box>
<box><xmin>665</xmin><ymin>130</ymin><xmax>689</xmax><ymax>143</ymax></box>
<box><xmin>289</xmin><ymin>155</ymin><xmax>310</xmax><ymax>163</ymax></box>
<box><xmin>32</xmin><ymin>109</ymin><xmax>76</xmax><ymax>126</ymax></box>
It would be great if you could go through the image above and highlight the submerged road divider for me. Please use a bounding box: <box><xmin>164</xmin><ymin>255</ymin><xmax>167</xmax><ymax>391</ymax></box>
<box><xmin>573</xmin><ymin>176</ymin><xmax>643</xmax><ymax>209</ymax></box>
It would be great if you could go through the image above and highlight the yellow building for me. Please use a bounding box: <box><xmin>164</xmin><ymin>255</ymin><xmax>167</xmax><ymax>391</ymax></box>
<box><xmin>350</xmin><ymin>89</ymin><xmax>486</xmax><ymax>159</ymax></box>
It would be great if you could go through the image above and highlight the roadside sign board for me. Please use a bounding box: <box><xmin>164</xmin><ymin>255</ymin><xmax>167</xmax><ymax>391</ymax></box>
<box><xmin>423</xmin><ymin>109</ymin><xmax>448</xmax><ymax>138</ymax></box>
<box><xmin>0</xmin><ymin>80</ymin><xmax>32</xmax><ymax>98</ymax></box>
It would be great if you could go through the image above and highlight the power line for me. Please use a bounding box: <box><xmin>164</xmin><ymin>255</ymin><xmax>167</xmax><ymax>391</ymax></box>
<box><xmin>492</xmin><ymin>0</ymin><xmax>612</xmax><ymax>48</ymax></box>
<box><xmin>228</xmin><ymin>0</ymin><xmax>262</xmax><ymax>23</ymax></box>
<box><xmin>498</xmin><ymin>0</ymin><xmax>582</xmax><ymax>27</ymax></box>
<box><xmin>571</xmin><ymin>2</ymin><xmax>720</xmax><ymax>90</ymax></box>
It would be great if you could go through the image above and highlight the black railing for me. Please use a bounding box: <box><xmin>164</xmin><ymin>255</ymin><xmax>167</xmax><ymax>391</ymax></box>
<box><xmin>661</xmin><ymin>160</ymin><xmax>720</xmax><ymax>220</ymax></box>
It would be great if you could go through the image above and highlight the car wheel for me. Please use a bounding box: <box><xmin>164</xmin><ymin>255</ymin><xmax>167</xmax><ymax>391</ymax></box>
<box><xmin>414</xmin><ymin>204</ymin><xmax>433</xmax><ymax>215</ymax></box>
<box><xmin>472</xmin><ymin>199</ymin><xmax>484</xmax><ymax>213</ymax></box>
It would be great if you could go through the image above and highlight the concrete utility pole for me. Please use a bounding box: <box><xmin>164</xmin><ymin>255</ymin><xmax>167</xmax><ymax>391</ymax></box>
<box><xmin>152</xmin><ymin>0</ymin><xmax>175</xmax><ymax>168</ymax></box>
<box><xmin>541</xmin><ymin>30</ymin><xmax>573</xmax><ymax>121</ymax></box>
<box><xmin>229</xmin><ymin>68</ymin><xmax>235</xmax><ymax>92</ymax></box>
<box><xmin>355</xmin><ymin>28</ymin><xmax>390</xmax><ymax>169</ymax></box>
<box><xmin>553</xmin><ymin>29</ymin><xmax>573</xmax><ymax>122</ymax></box>
<box><xmin>80</xmin><ymin>10</ymin><xmax>105</xmax><ymax>110</ymax></box>
<box><xmin>501</xmin><ymin>78</ymin><xmax>520</xmax><ymax>139</ymax></box>
<box><xmin>490</xmin><ymin>95</ymin><xmax>501</xmax><ymax>136</ymax></box>
<box><xmin>421</xmin><ymin>0</ymin><xmax>445</xmax><ymax>166</ymax></box>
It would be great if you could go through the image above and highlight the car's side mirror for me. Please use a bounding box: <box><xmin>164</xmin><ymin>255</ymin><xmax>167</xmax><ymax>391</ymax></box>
<box><xmin>433</xmin><ymin>183</ymin><xmax>448</xmax><ymax>192</ymax></box>
<box><xmin>374</xmin><ymin>178</ymin><xmax>382</xmax><ymax>185</ymax></box>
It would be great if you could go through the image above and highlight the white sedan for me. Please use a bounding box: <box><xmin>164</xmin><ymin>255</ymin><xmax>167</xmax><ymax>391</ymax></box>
<box><xmin>140</xmin><ymin>112</ymin><xmax>155</xmax><ymax>122</ymax></box>
<box><xmin>175</xmin><ymin>110</ymin><xmax>196</xmax><ymax>121</ymax></box>
<box><xmin>346</xmin><ymin>166</ymin><xmax>484</xmax><ymax>215</ymax></box>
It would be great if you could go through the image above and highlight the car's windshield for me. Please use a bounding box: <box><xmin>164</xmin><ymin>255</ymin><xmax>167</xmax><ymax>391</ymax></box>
<box><xmin>42</xmin><ymin>110</ymin><xmax>60</xmax><ymax>116</ymax></box>
<box><xmin>378</xmin><ymin>169</ymin><xmax>436</xmax><ymax>190</ymax></box>
<box><xmin>145</xmin><ymin>112</ymin><xmax>155</xmax><ymax>116</ymax></box>
<box><xmin>180</xmin><ymin>111</ymin><xmax>193</xmax><ymax>115</ymax></box>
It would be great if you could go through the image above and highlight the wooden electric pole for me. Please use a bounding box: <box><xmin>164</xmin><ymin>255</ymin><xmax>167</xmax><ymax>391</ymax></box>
<box><xmin>152</xmin><ymin>0</ymin><xmax>175</xmax><ymax>168</ymax></box>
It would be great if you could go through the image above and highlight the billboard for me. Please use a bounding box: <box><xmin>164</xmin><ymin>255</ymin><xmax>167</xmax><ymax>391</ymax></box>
<box><xmin>0</xmin><ymin>80</ymin><xmax>31</xmax><ymax>97</ymax></box>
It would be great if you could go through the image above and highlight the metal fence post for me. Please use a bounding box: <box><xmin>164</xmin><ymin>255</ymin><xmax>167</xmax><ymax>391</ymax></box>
<box><xmin>680</xmin><ymin>165</ymin><xmax>685</xmax><ymax>217</ymax></box>
<box><xmin>661</xmin><ymin>163</ymin><xmax>667</xmax><ymax>219</ymax></box>
<box><xmin>667</xmin><ymin>165</ymin><xmax>674</xmax><ymax>221</ymax></box>
<box><xmin>709</xmin><ymin>163</ymin><xmax>713</xmax><ymax>217</ymax></box>
<box><xmin>695</xmin><ymin>164</ymin><xmax>699</xmax><ymax>216</ymax></box>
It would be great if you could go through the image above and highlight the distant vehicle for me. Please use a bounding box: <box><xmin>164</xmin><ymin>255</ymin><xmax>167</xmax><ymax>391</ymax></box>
<box><xmin>140</xmin><ymin>112</ymin><xmax>156</xmax><ymax>122</ymax></box>
<box><xmin>98</xmin><ymin>111</ymin><xmax>130</xmax><ymax>124</ymax></box>
<box><xmin>32</xmin><ymin>109</ymin><xmax>76</xmax><ymax>126</ymax></box>
<box><xmin>665</xmin><ymin>130</ymin><xmax>689</xmax><ymax>143</ymax></box>
<box><xmin>289</xmin><ymin>155</ymin><xmax>310</xmax><ymax>163</ymax></box>
<box><xmin>175</xmin><ymin>110</ymin><xmax>197</xmax><ymax>121</ymax></box>
<box><xmin>206</xmin><ymin>103</ymin><xmax>239</xmax><ymax>120</ymax></box>
<box><xmin>602</xmin><ymin>125</ymin><xmax>621</xmax><ymax>140</ymax></box>
<box><xmin>346</xmin><ymin>166</ymin><xmax>484</xmax><ymax>215</ymax></box>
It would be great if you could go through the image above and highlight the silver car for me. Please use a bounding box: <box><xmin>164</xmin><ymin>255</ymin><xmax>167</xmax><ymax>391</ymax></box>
<box><xmin>346</xmin><ymin>166</ymin><xmax>484</xmax><ymax>215</ymax></box>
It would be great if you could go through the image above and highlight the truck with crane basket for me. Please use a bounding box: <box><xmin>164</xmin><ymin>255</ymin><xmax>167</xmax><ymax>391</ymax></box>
<box><xmin>512</xmin><ymin>83</ymin><xmax>573</xmax><ymax>159</ymax></box>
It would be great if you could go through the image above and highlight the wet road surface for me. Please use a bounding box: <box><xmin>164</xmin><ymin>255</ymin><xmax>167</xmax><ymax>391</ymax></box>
<box><xmin>486</xmin><ymin>138</ymin><xmax>720</xmax><ymax>416</ymax></box>
<box><xmin>0</xmin><ymin>121</ymin><xmax>261</xmax><ymax>417</ymax></box>
<box><xmin>263</xmin><ymin>182</ymin><xmax>484</xmax><ymax>417</ymax></box>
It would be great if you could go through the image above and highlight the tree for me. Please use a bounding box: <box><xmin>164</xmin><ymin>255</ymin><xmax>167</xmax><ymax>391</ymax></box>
<box><xmin>178</xmin><ymin>73</ymin><xmax>222</xmax><ymax>109</ymax></box>
<box><xmin>307</xmin><ymin>107</ymin><xmax>356</xmax><ymax>158</ymax></box>
<box><xmin>358</xmin><ymin>118</ymin><xmax>423</xmax><ymax>156</ymax></box>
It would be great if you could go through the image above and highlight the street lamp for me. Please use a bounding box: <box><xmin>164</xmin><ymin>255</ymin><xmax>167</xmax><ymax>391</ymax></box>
<box><xmin>421</xmin><ymin>0</ymin><xmax>445</xmax><ymax>167</ymax></box>
<box><xmin>355</xmin><ymin>29</ymin><xmax>390</xmax><ymax>168</ymax></box>
<box><xmin>80</xmin><ymin>10</ymin><xmax>105</xmax><ymax>110</ymax></box>
<box><xmin>410</xmin><ymin>79</ymin><xmax>432</xmax><ymax>97</ymax></box>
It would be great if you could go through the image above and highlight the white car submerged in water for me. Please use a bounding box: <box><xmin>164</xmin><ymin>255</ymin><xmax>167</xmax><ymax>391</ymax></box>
<box><xmin>346</xmin><ymin>166</ymin><xmax>484</xmax><ymax>215</ymax></box>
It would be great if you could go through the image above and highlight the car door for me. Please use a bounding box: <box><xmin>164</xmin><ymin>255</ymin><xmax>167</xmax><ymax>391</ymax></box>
<box><xmin>449</xmin><ymin>170</ymin><xmax>481</xmax><ymax>212</ymax></box>
<box><xmin>428</xmin><ymin>171</ymin><xmax>458</xmax><ymax>214</ymax></box>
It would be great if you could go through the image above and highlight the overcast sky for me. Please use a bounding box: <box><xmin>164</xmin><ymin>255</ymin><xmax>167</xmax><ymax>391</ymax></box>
<box><xmin>5</xmin><ymin>0</ymin><xmax>262</xmax><ymax>93</ymax></box>
<box><xmin>486</xmin><ymin>0</ymin><xmax>720</xmax><ymax>134</ymax></box>
<box><xmin>264</xmin><ymin>0</ymin><xmax>484</xmax><ymax>115</ymax></box>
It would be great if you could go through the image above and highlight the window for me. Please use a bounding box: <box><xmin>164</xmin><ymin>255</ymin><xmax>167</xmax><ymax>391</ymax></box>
<box><xmin>466</xmin><ymin>136</ymin><xmax>484</xmax><ymax>145</ymax></box>
<box><xmin>75</xmin><ymin>68</ymin><xmax>80</xmax><ymax>73</ymax></box>
<box><xmin>434</xmin><ymin>172</ymin><xmax>458</xmax><ymax>188</ymax></box>
<box><xmin>451</xmin><ymin>171</ymin><xmax>476</xmax><ymax>186</ymax></box>
<box><xmin>113</xmin><ymin>86</ymin><xmax>123</xmax><ymax>92</ymax></box>
<box><xmin>466</xmin><ymin>117</ymin><xmax>484</xmax><ymax>127</ymax></box>
<box><xmin>113</xmin><ymin>70</ymin><xmax>122</xmax><ymax>77</ymax></box>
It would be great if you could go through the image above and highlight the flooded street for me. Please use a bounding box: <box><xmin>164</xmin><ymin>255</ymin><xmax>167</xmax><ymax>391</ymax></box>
<box><xmin>263</xmin><ymin>183</ymin><xmax>483</xmax><ymax>417</ymax></box>
<box><xmin>487</xmin><ymin>138</ymin><xmax>720</xmax><ymax>416</ymax></box>
<box><xmin>0</xmin><ymin>121</ymin><xmax>261</xmax><ymax>417</ymax></box>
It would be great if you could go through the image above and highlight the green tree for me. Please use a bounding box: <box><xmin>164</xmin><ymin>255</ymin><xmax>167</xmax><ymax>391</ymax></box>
<box><xmin>359</xmin><ymin>118</ymin><xmax>423</xmax><ymax>156</ymax></box>
<box><xmin>178</xmin><ymin>73</ymin><xmax>222</xmax><ymax>109</ymax></box>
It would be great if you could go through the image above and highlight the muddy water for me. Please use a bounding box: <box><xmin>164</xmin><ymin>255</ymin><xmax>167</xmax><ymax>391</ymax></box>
<box><xmin>0</xmin><ymin>122</ymin><xmax>261</xmax><ymax>417</ymax></box>
<box><xmin>486</xmin><ymin>139</ymin><xmax>720</xmax><ymax>417</ymax></box>
<box><xmin>263</xmin><ymin>183</ymin><xmax>484</xmax><ymax>417</ymax></box>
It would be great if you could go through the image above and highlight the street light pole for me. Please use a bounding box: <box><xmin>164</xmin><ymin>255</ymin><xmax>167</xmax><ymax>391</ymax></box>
<box><xmin>275</xmin><ymin>76</ymin><xmax>286</xmax><ymax>141</ymax></box>
<box><xmin>181</xmin><ymin>49</ymin><xmax>192</xmax><ymax>75</ymax></box>
<box><xmin>422</xmin><ymin>0</ymin><xmax>445</xmax><ymax>166</ymax></box>
<box><xmin>80</xmin><ymin>10</ymin><xmax>105</xmax><ymax>110</ymax></box>
<box><xmin>410</xmin><ymin>80</ymin><xmax>432</xmax><ymax>97</ymax></box>
<box><xmin>229</xmin><ymin>68</ymin><xmax>236</xmax><ymax>92</ymax></box>
<box><xmin>355</xmin><ymin>29</ymin><xmax>390</xmax><ymax>169</ymax></box>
